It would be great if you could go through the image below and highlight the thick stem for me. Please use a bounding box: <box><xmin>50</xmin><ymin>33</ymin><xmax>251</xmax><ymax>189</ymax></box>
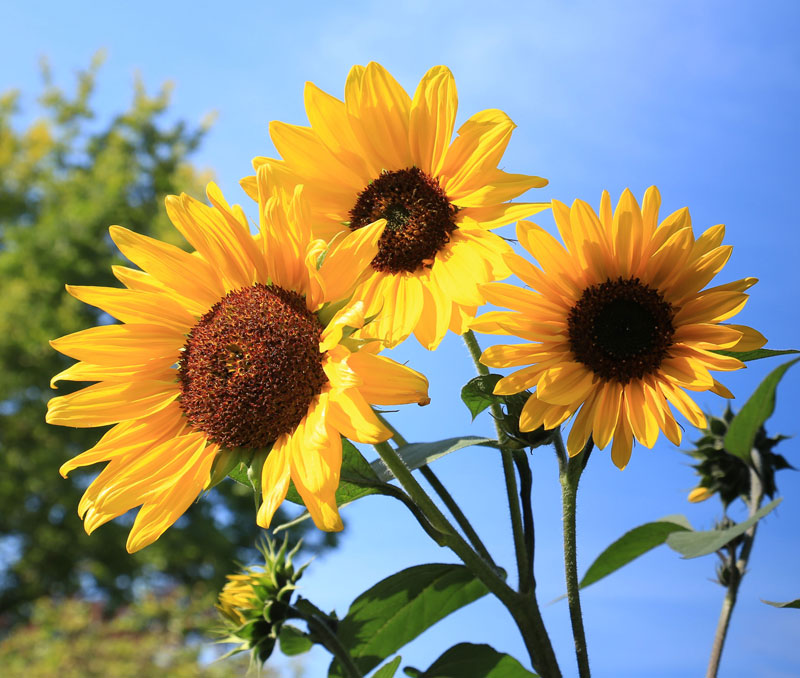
<box><xmin>513</xmin><ymin>449</ymin><xmax>536</xmax><ymax>594</ymax></box>
<box><xmin>373</xmin><ymin>438</ymin><xmax>561</xmax><ymax>677</ymax></box>
<box><xmin>706</xmin><ymin>449</ymin><xmax>765</xmax><ymax>678</ymax></box>
<box><xmin>560</xmin><ymin>432</ymin><xmax>593</xmax><ymax>678</ymax></box>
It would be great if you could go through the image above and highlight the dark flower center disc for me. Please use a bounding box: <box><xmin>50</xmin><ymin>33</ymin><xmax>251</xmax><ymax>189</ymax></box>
<box><xmin>178</xmin><ymin>284</ymin><xmax>327</xmax><ymax>449</ymax></box>
<box><xmin>349</xmin><ymin>167</ymin><xmax>459</xmax><ymax>274</ymax></box>
<box><xmin>567</xmin><ymin>277</ymin><xmax>675</xmax><ymax>383</ymax></box>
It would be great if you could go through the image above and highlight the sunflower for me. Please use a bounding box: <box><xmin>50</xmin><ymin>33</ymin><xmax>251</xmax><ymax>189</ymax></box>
<box><xmin>241</xmin><ymin>62</ymin><xmax>549</xmax><ymax>349</ymax></box>
<box><xmin>472</xmin><ymin>187</ymin><xmax>765</xmax><ymax>469</ymax></box>
<box><xmin>47</xmin><ymin>166</ymin><xmax>429</xmax><ymax>552</ymax></box>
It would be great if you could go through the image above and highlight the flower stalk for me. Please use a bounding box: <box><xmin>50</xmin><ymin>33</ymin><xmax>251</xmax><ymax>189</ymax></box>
<box><xmin>560</xmin><ymin>432</ymin><xmax>593</xmax><ymax>678</ymax></box>
<box><xmin>706</xmin><ymin>448</ymin><xmax>765</xmax><ymax>678</ymax></box>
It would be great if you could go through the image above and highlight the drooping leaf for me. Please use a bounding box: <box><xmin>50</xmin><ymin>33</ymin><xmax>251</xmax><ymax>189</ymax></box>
<box><xmin>762</xmin><ymin>598</ymin><xmax>800</xmax><ymax>609</ymax></box>
<box><xmin>715</xmin><ymin>348</ymin><xmax>800</xmax><ymax>362</ymax></box>
<box><xmin>666</xmin><ymin>498</ymin><xmax>782</xmax><ymax>558</ymax></box>
<box><xmin>724</xmin><ymin>358</ymin><xmax>799</xmax><ymax>464</ymax></box>
<box><xmin>461</xmin><ymin>374</ymin><xmax>503</xmax><ymax>420</ymax></box>
<box><xmin>579</xmin><ymin>516</ymin><xmax>693</xmax><ymax>589</ymax></box>
<box><xmin>278</xmin><ymin>624</ymin><xmax>313</xmax><ymax>656</ymax></box>
<box><xmin>373</xmin><ymin>656</ymin><xmax>403</xmax><ymax>678</ymax></box>
<box><xmin>371</xmin><ymin>437</ymin><xmax>497</xmax><ymax>482</ymax></box>
<box><xmin>404</xmin><ymin>643</ymin><xmax>537</xmax><ymax>678</ymax></box>
<box><xmin>329</xmin><ymin>564</ymin><xmax>488</xmax><ymax>678</ymax></box>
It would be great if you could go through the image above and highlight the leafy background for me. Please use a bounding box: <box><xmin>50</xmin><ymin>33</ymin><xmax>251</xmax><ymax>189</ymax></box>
<box><xmin>1</xmin><ymin>1</ymin><xmax>799</xmax><ymax>677</ymax></box>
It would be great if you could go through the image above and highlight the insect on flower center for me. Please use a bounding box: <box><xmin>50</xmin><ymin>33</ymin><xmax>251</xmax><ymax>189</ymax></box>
<box><xmin>567</xmin><ymin>277</ymin><xmax>675</xmax><ymax>384</ymax></box>
<box><xmin>348</xmin><ymin>167</ymin><xmax>459</xmax><ymax>274</ymax></box>
<box><xmin>178</xmin><ymin>283</ymin><xmax>327</xmax><ymax>449</ymax></box>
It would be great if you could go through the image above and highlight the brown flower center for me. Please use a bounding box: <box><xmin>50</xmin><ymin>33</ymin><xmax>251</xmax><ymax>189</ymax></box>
<box><xmin>178</xmin><ymin>284</ymin><xmax>327</xmax><ymax>449</ymax></box>
<box><xmin>567</xmin><ymin>277</ymin><xmax>675</xmax><ymax>384</ymax></box>
<box><xmin>348</xmin><ymin>167</ymin><xmax>459</xmax><ymax>274</ymax></box>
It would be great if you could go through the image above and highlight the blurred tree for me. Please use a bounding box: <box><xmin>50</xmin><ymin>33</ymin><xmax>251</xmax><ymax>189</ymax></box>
<box><xmin>0</xmin><ymin>53</ymin><xmax>333</xmax><ymax>627</ymax></box>
<box><xmin>0</xmin><ymin>586</ymin><xmax>274</xmax><ymax>678</ymax></box>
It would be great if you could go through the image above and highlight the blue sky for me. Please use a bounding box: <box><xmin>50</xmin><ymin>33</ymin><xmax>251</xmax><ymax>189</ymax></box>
<box><xmin>2</xmin><ymin>1</ymin><xmax>799</xmax><ymax>676</ymax></box>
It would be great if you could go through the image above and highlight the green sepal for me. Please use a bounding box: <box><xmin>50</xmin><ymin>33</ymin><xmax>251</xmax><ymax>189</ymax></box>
<box><xmin>373</xmin><ymin>656</ymin><xmax>403</xmax><ymax>678</ymax></box>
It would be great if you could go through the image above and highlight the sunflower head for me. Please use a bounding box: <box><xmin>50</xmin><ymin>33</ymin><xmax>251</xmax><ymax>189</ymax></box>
<box><xmin>216</xmin><ymin>537</ymin><xmax>306</xmax><ymax>663</ymax></box>
<box><xmin>47</xmin><ymin>167</ymin><xmax>429</xmax><ymax>552</ymax></box>
<box><xmin>241</xmin><ymin>62</ymin><xmax>551</xmax><ymax>349</ymax></box>
<box><xmin>474</xmin><ymin>186</ymin><xmax>767</xmax><ymax>469</ymax></box>
<box><xmin>685</xmin><ymin>406</ymin><xmax>792</xmax><ymax>506</ymax></box>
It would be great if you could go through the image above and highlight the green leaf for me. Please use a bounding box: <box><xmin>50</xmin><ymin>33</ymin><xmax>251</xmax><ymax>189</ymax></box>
<box><xmin>666</xmin><ymin>497</ymin><xmax>782</xmax><ymax>558</ymax></box>
<box><xmin>278</xmin><ymin>624</ymin><xmax>313</xmax><ymax>656</ymax></box>
<box><xmin>405</xmin><ymin>643</ymin><xmax>537</xmax><ymax>678</ymax></box>
<box><xmin>716</xmin><ymin>348</ymin><xmax>800</xmax><ymax>362</ymax></box>
<box><xmin>461</xmin><ymin>374</ymin><xmax>503</xmax><ymax>420</ymax></box>
<box><xmin>373</xmin><ymin>656</ymin><xmax>403</xmax><ymax>678</ymax></box>
<box><xmin>329</xmin><ymin>564</ymin><xmax>489</xmax><ymax>678</ymax></box>
<box><xmin>724</xmin><ymin>358</ymin><xmax>799</xmax><ymax>464</ymax></box>
<box><xmin>762</xmin><ymin>598</ymin><xmax>800</xmax><ymax>609</ymax></box>
<box><xmin>371</xmin><ymin>437</ymin><xmax>497</xmax><ymax>482</ymax></box>
<box><xmin>579</xmin><ymin>516</ymin><xmax>692</xmax><ymax>589</ymax></box>
<box><xmin>286</xmin><ymin>439</ymin><xmax>382</xmax><ymax>506</ymax></box>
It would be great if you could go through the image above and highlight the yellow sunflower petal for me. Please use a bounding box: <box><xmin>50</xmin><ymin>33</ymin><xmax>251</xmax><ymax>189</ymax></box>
<box><xmin>289</xmin><ymin>397</ymin><xmax>344</xmax><ymax>532</ymax></box>
<box><xmin>318</xmin><ymin>218</ymin><xmax>386</xmax><ymax>303</ymax></box>
<box><xmin>46</xmin><ymin>380</ymin><xmax>178</xmax><ymax>428</ymax></box>
<box><xmin>610</xmin><ymin>415</ymin><xmax>634</xmax><ymax>470</ymax></box>
<box><xmin>409</xmin><ymin>65</ymin><xmax>458</xmax><ymax>175</ymax></box>
<box><xmin>125</xmin><ymin>433</ymin><xmax>216</xmax><ymax>552</ymax></box>
<box><xmin>65</xmin><ymin>285</ymin><xmax>195</xmax><ymax>333</ymax></box>
<box><xmin>256</xmin><ymin>433</ymin><xmax>292</xmax><ymax>529</ymax></box>
<box><xmin>50</xmin><ymin>324</ymin><xmax>182</xmax><ymax>366</ymax></box>
<box><xmin>724</xmin><ymin>324</ymin><xmax>767</xmax><ymax>351</ymax></box>
<box><xmin>346</xmin><ymin>350</ymin><xmax>430</xmax><ymax>405</ymax></box>
<box><xmin>327</xmin><ymin>388</ymin><xmax>391</xmax><ymax>443</ymax></box>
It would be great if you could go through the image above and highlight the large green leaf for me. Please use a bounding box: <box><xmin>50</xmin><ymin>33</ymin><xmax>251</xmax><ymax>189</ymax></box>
<box><xmin>666</xmin><ymin>498</ymin><xmax>782</xmax><ymax>558</ymax></box>
<box><xmin>371</xmin><ymin>437</ymin><xmax>497</xmax><ymax>482</ymax></box>
<box><xmin>724</xmin><ymin>358</ymin><xmax>799</xmax><ymax>463</ymax></box>
<box><xmin>716</xmin><ymin>348</ymin><xmax>800</xmax><ymax>362</ymax></box>
<box><xmin>460</xmin><ymin>374</ymin><xmax>503</xmax><ymax>420</ymax></box>
<box><xmin>329</xmin><ymin>564</ymin><xmax>488</xmax><ymax>678</ymax></box>
<box><xmin>763</xmin><ymin>598</ymin><xmax>800</xmax><ymax>609</ymax></box>
<box><xmin>579</xmin><ymin>515</ymin><xmax>692</xmax><ymax>589</ymax></box>
<box><xmin>404</xmin><ymin>643</ymin><xmax>537</xmax><ymax>678</ymax></box>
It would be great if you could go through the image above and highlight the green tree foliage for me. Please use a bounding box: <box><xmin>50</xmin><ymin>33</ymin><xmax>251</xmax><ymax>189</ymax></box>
<box><xmin>0</xmin><ymin>55</ymin><xmax>333</xmax><ymax>626</ymax></box>
<box><xmin>0</xmin><ymin>586</ymin><xmax>268</xmax><ymax>678</ymax></box>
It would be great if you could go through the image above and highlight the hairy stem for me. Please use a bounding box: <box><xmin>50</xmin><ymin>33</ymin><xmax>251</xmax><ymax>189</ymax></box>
<box><xmin>706</xmin><ymin>449</ymin><xmax>765</xmax><ymax>678</ymax></box>
<box><xmin>560</xmin><ymin>432</ymin><xmax>593</xmax><ymax>678</ymax></box>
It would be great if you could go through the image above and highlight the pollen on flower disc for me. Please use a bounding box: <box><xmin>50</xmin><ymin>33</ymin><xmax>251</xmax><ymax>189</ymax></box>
<box><xmin>568</xmin><ymin>277</ymin><xmax>675</xmax><ymax>384</ymax></box>
<box><xmin>178</xmin><ymin>284</ymin><xmax>327</xmax><ymax>449</ymax></box>
<box><xmin>349</xmin><ymin>166</ymin><xmax>459</xmax><ymax>274</ymax></box>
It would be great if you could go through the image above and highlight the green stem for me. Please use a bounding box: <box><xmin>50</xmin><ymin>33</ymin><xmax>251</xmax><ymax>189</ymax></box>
<box><xmin>706</xmin><ymin>448</ymin><xmax>765</xmax><ymax>678</ymax></box>
<box><xmin>462</xmin><ymin>330</ymin><xmax>528</xmax><ymax>590</ymax></box>
<box><xmin>300</xmin><ymin>610</ymin><xmax>364</xmax><ymax>678</ymax></box>
<box><xmin>372</xmin><ymin>439</ymin><xmax>561</xmax><ymax>677</ymax></box>
<box><xmin>375</xmin><ymin>412</ymin><xmax>496</xmax><ymax>566</ymax></box>
<box><xmin>560</xmin><ymin>432</ymin><xmax>593</xmax><ymax>678</ymax></box>
<box><xmin>513</xmin><ymin>449</ymin><xmax>535</xmax><ymax>594</ymax></box>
